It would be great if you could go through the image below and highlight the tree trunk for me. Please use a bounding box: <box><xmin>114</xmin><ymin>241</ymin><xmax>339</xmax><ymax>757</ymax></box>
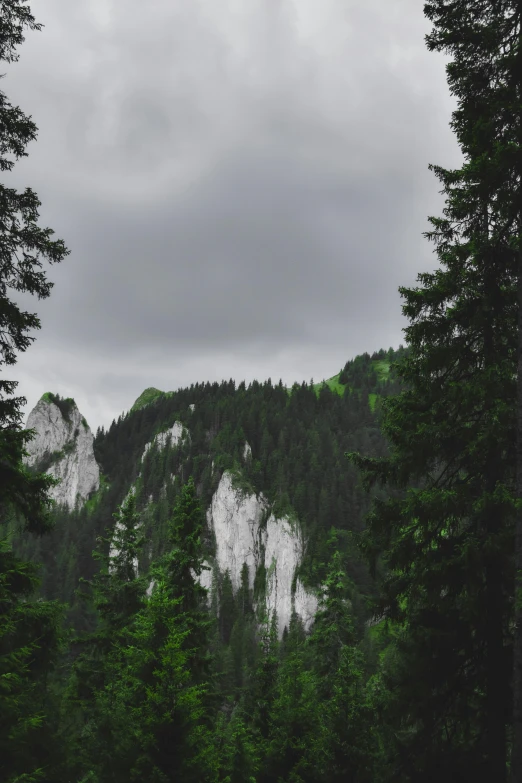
<box><xmin>510</xmin><ymin>14</ymin><xmax>522</xmax><ymax>777</ymax></box>
<box><xmin>511</xmin><ymin>227</ymin><xmax>522</xmax><ymax>783</ymax></box>
<box><xmin>484</xmin><ymin>208</ymin><xmax>508</xmax><ymax>781</ymax></box>
<box><xmin>486</xmin><ymin>557</ymin><xmax>507</xmax><ymax>781</ymax></box>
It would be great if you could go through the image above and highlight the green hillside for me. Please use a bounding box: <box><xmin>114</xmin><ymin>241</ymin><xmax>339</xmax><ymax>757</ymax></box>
<box><xmin>130</xmin><ymin>386</ymin><xmax>166</xmax><ymax>412</ymax></box>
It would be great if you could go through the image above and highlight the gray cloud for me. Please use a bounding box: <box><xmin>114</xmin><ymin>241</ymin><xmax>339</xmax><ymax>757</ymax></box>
<box><xmin>4</xmin><ymin>0</ymin><xmax>463</xmax><ymax>429</ymax></box>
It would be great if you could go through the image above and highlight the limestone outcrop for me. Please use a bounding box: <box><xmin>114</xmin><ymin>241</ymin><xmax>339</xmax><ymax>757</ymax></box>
<box><xmin>141</xmin><ymin>421</ymin><xmax>188</xmax><ymax>461</ymax></box>
<box><xmin>24</xmin><ymin>394</ymin><xmax>100</xmax><ymax>510</ymax></box>
<box><xmin>204</xmin><ymin>471</ymin><xmax>318</xmax><ymax>638</ymax></box>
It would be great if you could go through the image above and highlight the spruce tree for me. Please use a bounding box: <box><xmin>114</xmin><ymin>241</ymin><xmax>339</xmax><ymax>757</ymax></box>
<box><xmin>156</xmin><ymin>476</ymin><xmax>212</xmax><ymax>683</ymax></box>
<box><xmin>347</xmin><ymin>0</ymin><xmax>522</xmax><ymax>773</ymax></box>
<box><xmin>422</xmin><ymin>2</ymin><xmax>522</xmax><ymax>777</ymax></box>
<box><xmin>93</xmin><ymin>579</ymin><xmax>216</xmax><ymax>783</ymax></box>
<box><xmin>306</xmin><ymin>551</ymin><xmax>374</xmax><ymax>782</ymax></box>
<box><xmin>348</xmin><ymin>172</ymin><xmax>516</xmax><ymax>779</ymax></box>
<box><xmin>0</xmin><ymin>3</ymin><xmax>69</xmax><ymax>780</ymax></box>
<box><xmin>264</xmin><ymin>615</ymin><xmax>318</xmax><ymax>783</ymax></box>
<box><xmin>64</xmin><ymin>492</ymin><xmax>147</xmax><ymax>780</ymax></box>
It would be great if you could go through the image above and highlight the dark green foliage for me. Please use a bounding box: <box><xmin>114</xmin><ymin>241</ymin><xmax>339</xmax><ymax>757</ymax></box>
<box><xmin>0</xmin><ymin>4</ymin><xmax>68</xmax><ymax>781</ymax></box>
<box><xmin>91</xmin><ymin>582</ymin><xmax>216</xmax><ymax>783</ymax></box>
<box><xmin>419</xmin><ymin>4</ymin><xmax>522</xmax><ymax>778</ymax></box>
<box><xmin>64</xmin><ymin>480</ymin><xmax>217</xmax><ymax>783</ymax></box>
<box><xmin>0</xmin><ymin>540</ymin><xmax>64</xmax><ymax>783</ymax></box>
<box><xmin>347</xmin><ymin>177</ymin><xmax>516</xmax><ymax>779</ymax></box>
<box><xmin>12</xmin><ymin>352</ymin><xmax>408</xmax><ymax>779</ymax></box>
<box><xmin>62</xmin><ymin>492</ymin><xmax>148</xmax><ymax>780</ymax></box>
<box><xmin>345</xmin><ymin>2</ymin><xmax>522</xmax><ymax>779</ymax></box>
<box><xmin>152</xmin><ymin>477</ymin><xmax>212</xmax><ymax>678</ymax></box>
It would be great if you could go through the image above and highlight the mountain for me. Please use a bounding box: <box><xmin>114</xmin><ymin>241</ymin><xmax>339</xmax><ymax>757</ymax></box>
<box><xmin>17</xmin><ymin>346</ymin><xmax>405</xmax><ymax>635</ymax></box>
<box><xmin>24</xmin><ymin>392</ymin><xmax>100</xmax><ymax>510</ymax></box>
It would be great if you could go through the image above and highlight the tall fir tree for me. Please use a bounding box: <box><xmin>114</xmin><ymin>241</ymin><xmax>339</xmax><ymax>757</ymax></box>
<box><xmin>155</xmin><ymin>476</ymin><xmax>212</xmax><ymax>684</ymax></box>
<box><xmin>347</xmin><ymin>0</ymin><xmax>522</xmax><ymax>775</ymax></box>
<box><xmin>63</xmin><ymin>491</ymin><xmax>147</xmax><ymax>781</ymax></box>
<box><xmin>306</xmin><ymin>550</ymin><xmax>375</xmax><ymax>782</ymax></box>
<box><xmin>422</xmin><ymin>3</ymin><xmax>522</xmax><ymax>778</ymax></box>
<box><xmin>0</xmin><ymin>2</ymin><xmax>69</xmax><ymax>781</ymax></box>
<box><xmin>89</xmin><ymin>476</ymin><xmax>218</xmax><ymax>782</ymax></box>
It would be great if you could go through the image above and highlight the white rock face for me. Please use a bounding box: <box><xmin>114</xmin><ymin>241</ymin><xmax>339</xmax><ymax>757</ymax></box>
<box><xmin>191</xmin><ymin>563</ymin><xmax>213</xmax><ymax>593</ymax></box>
<box><xmin>142</xmin><ymin>421</ymin><xmax>186</xmax><ymax>461</ymax></box>
<box><xmin>243</xmin><ymin>441</ymin><xmax>252</xmax><ymax>461</ymax></box>
<box><xmin>205</xmin><ymin>471</ymin><xmax>318</xmax><ymax>638</ymax></box>
<box><xmin>24</xmin><ymin>397</ymin><xmax>100</xmax><ymax>510</ymax></box>
<box><xmin>208</xmin><ymin>472</ymin><xmax>265</xmax><ymax>592</ymax></box>
<box><xmin>294</xmin><ymin>578</ymin><xmax>319</xmax><ymax>633</ymax></box>
<box><xmin>264</xmin><ymin>516</ymin><xmax>318</xmax><ymax>637</ymax></box>
<box><xmin>189</xmin><ymin>404</ymin><xmax>195</xmax><ymax>412</ymax></box>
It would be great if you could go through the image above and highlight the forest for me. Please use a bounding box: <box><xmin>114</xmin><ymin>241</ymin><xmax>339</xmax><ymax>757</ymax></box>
<box><xmin>1</xmin><ymin>1</ymin><xmax>522</xmax><ymax>782</ymax></box>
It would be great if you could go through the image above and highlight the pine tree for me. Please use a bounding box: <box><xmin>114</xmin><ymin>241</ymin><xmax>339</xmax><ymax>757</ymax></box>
<box><xmin>219</xmin><ymin>569</ymin><xmax>236</xmax><ymax>645</ymax></box>
<box><xmin>306</xmin><ymin>551</ymin><xmax>374</xmax><ymax>782</ymax></box>
<box><xmin>0</xmin><ymin>0</ymin><xmax>69</xmax><ymax>533</ymax></box>
<box><xmin>247</xmin><ymin>611</ymin><xmax>280</xmax><ymax>749</ymax></box>
<box><xmin>348</xmin><ymin>182</ymin><xmax>516</xmax><ymax>779</ymax></box>
<box><xmin>0</xmin><ymin>3</ymin><xmax>69</xmax><ymax>780</ymax></box>
<box><xmin>264</xmin><ymin>618</ymin><xmax>318</xmax><ymax>783</ymax></box>
<box><xmin>346</xmin><ymin>1</ymin><xmax>522</xmax><ymax>772</ymax></box>
<box><xmin>94</xmin><ymin>580</ymin><xmax>216</xmax><ymax>783</ymax></box>
<box><xmin>156</xmin><ymin>476</ymin><xmax>212</xmax><ymax>683</ymax></box>
<box><xmin>421</xmin><ymin>3</ymin><xmax>522</xmax><ymax>778</ymax></box>
<box><xmin>87</xmin><ymin>476</ymin><xmax>217</xmax><ymax>782</ymax></box>
<box><xmin>215</xmin><ymin>704</ymin><xmax>259</xmax><ymax>783</ymax></box>
<box><xmin>0</xmin><ymin>541</ymin><xmax>64</xmax><ymax>783</ymax></box>
<box><xmin>64</xmin><ymin>492</ymin><xmax>147</xmax><ymax>780</ymax></box>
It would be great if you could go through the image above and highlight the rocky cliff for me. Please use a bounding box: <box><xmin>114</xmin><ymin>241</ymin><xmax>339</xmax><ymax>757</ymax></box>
<box><xmin>204</xmin><ymin>471</ymin><xmax>318</xmax><ymax>638</ymax></box>
<box><xmin>24</xmin><ymin>394</ymin><xmax>100</xmax><ymax>510</ymax></box>
<box><xmin>26</xmin><ymin>393</ymin><xmax>318</xmax><ymax>638</ymax></box>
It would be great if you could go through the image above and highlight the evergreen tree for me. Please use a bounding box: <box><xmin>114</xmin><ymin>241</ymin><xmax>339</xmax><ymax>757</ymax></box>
<box><xmin>306</xmin><ymin>551</ymin><xmax>374</xmax><ymax>782</ymax></box>
<box><xmin>0</xmin><ymin>540</ymin><xmax>64</xmax><ymax>783</ymax></box>
<box><xmin>421</xmin><ymin>2</ymin><xmax>522</xmax><ymax>777</ymax></box>
<box><xmin>63</xmin><ymin>492</ymin><xmax>147</xmax><ymax>780</ymax></box>
<box><xmin>156</xmin><ymin>476</ymin><xmax>212</xmax><ymax>684</ymax></box>
<box><xmin>247</xmin><ymin>612</ymin><xmax>280</xmax><ymax>750</ymax></box>
<box><xmin>214</xmin><ymin>704</ymin><xmax>260</xmax><ymax>783</ymax></box>
<box><xmin>264</xmin><ymin>619</ymin><xmax>318</xmax><ymax>783</ymax></box>
<box><xmin>87</xmin><ymin>476</ymin><xmax>217</xmax><ymax>782</ymax></box>
<box><xmin>0</xmin><ymin>3</ymin><xmax>69</xmax><ymax>780</ymax></box>
<box><xmin>347</xmin><ymin>2</ymin><xmax>522</xmax><ymax>775</ymax></box>
<box><xmin>93</xmin><ymin>580</ymin><xmax>216</xmax><ymax>783</ymax></box>
<box><xmin>348</xmin><ymin>181</ymin><xmax>516</xmax><ymax>778</ymax></box>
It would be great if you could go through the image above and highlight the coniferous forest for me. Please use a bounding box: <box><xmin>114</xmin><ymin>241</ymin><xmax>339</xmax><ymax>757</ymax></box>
<box><xmin>1</xmin><ymin>1</ymin><xmax>522</xmax><ymax>781</ymax></box>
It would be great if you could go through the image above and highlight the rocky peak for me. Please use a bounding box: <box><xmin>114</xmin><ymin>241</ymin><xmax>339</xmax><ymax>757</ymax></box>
<box><xmin>24</xmin><ymin>393</ymin><xmax>100</xmax><ymax>510</ymax></box>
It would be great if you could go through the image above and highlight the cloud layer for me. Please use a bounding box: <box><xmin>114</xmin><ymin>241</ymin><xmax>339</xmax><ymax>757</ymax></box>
<box><xmin>5</xmin><ymin>0</ymin><xmax>462</xmax><ymax>429</ymax></box>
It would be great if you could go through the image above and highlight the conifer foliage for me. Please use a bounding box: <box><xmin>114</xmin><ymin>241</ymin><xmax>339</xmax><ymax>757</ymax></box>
<box><xmin>0</xmin><ymin>2</ymin><xmax>68</xmax><ymax>782</ymax></box>
<box><xmin>347</xmin><ymin>1</ymin><xmax>522</xmax><ymax>779</ymax></box>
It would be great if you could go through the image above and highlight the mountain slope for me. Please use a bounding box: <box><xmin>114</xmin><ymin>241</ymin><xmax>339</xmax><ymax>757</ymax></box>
<box><xmin>15</xmin><ymin>346</ymin><xmax>405</xmax><ymax>634</ymax></box>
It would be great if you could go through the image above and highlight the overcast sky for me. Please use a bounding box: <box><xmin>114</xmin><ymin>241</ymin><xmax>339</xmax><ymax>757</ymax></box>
<box><xmin>5</xmin><ymin>0</ymin><xmax>462</xmax><ymax>432</ymax></box>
